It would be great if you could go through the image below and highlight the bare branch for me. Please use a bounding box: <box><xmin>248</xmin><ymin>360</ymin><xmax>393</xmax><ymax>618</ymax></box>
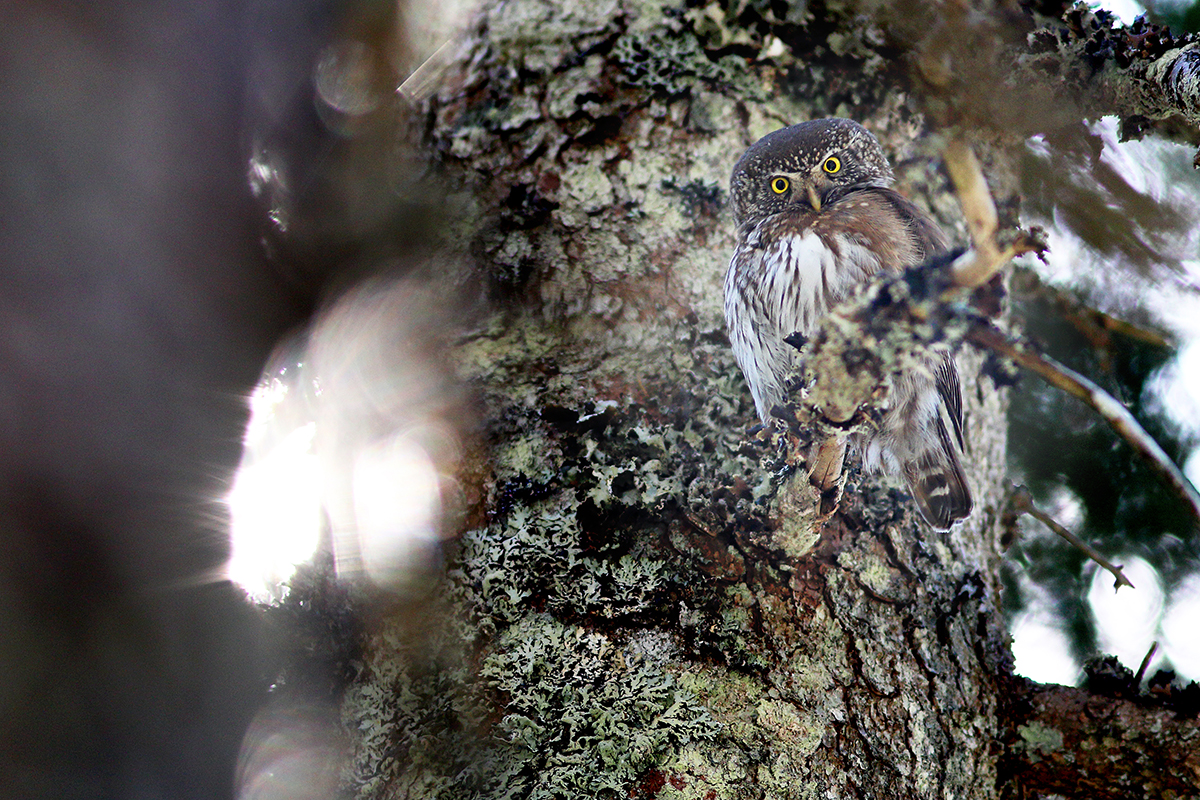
<box><xmin>969</xmin><ymin>321</ymin><xmax>1200</xmax><ymax>525</ymax></box>
<box><xmin>1009</xmin><ymin>484</ymin><xmax>1134</xmax><ymax>591</ymax></box>
<box><xmin>942</xmin><ymin>139</ymin><xmax>1045</xmax><ymax>289</ymax></box>
<box><xmin>1078</xmin><ymin>308</ymin><xmax>1173</xmax><ymax>349</ymax></box>
<box><xmin>1013</xmin><ymin>269</ymin><xmax>1174</xmax><ymax>350</ymax></box>
<box><xmin>943</xmin><ymin>138</ymin><xmax>999</xmax><ymax>283</ymax></box>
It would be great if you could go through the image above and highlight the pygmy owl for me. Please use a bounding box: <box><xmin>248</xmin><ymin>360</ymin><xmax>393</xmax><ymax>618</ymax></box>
<box><xmin>724</xmin><ymin>118</ymin><xmax>972</xmax><ymax>530</ymax></box>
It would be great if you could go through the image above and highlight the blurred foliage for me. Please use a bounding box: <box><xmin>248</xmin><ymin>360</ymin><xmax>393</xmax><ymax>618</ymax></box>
<box><xmin>1153</xmin><ymin>0</ymin><xmax>1200</xmax><ymax>33</ymax></box>
<box><xmin>1020</xmin><ymin>122</ymin><xmax>1194</xmax><ymax>281</ymax></box>
<box><xmin>1003</xmin><ymin>266</ymin><xmax>1198</xmax><ymax>670</ymax></box>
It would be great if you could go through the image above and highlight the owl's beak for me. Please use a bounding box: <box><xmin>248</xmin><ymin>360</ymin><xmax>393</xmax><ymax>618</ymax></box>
<box><xmin>806</xmin><ymin>184</ymin><xmax>822</xmax><ymax>212</ymax></box>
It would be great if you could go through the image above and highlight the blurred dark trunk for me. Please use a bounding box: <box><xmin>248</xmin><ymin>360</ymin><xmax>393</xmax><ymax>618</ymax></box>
<box><xmin>0</xmin><ymin>3</ymin><xmax>313</xmax><ymax>798</ymax></box>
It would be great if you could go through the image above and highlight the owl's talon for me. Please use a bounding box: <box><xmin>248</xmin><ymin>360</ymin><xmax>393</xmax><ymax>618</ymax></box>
<box><xmin>783</xmin><ymin>331</ymin><xmax>807</xmax><ymax>351</ymax></box>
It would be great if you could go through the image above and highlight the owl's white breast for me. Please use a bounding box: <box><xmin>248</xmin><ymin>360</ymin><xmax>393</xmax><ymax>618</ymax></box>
<box><xmin>725</xmin><ymin>223</ymin><xmax>885</xmax><ymax>421</ymax></box>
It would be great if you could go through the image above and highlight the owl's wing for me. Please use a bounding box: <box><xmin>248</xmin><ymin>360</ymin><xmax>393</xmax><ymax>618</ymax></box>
<box><xmin>875</xmin><ymin>190</ymin><xmax>950</xmax><ymax>260</ymax></box>
<box><xmin>876</xmin><ymin>190</ymin><xmax>965</xmax><ymax>447</ymax></box>
<box><xmin>906</xmin><ymin>410</ymin><xmax>973</xmax><ymax>530</ymax></box>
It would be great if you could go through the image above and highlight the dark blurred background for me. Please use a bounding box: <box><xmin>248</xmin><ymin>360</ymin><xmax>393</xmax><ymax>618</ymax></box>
<box><xmin>0</xmin><ymin>1</ymin><xmax>426</xmax><ymax>797</ymax></box>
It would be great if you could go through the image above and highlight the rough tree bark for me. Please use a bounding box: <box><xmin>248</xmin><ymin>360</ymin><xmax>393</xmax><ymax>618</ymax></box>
<box><xmin>327</xmin><ymin>2</ymin><xmax>1200</xmax><ymax>798</ymax></box>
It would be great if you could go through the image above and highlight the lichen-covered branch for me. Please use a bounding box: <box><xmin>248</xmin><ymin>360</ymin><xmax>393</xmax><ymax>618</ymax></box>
<box><xmin>999</xmin><ymin>674</ymin><xmax>1200</xmax><ymax>800</ymax></box>
<box><xmin>1101</xmin><ymin>42</ymin><xmax>1200</xmax><ymax>125</ymax></box>
<box><xmin>1006</xmin><ymin>9</ymin><xmax>1200</xmax><ymax>140</ymax></box>
<box><xmin>838</xmin><ymin>2</ymin><xmax>1200</xmax><ymax>147</ymax></box>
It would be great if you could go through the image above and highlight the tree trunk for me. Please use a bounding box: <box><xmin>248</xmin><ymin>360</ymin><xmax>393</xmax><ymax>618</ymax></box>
<box><xmin>332</xmin><ymin>1</ymin><xmax>1196</xmax><ymax>798</ymax></box>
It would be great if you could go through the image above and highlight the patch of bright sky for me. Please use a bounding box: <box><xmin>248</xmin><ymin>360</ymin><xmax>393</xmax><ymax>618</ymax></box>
<box><xmin>1161</xmin><ymin>572</ymin><xmax>1200</xmax><ymax>681</ymax></box>
<box><xmin>1011</xmin><ymin>579</ymin><xmax>1081</xmax><ymax>686</ymax></box>
<box><xmin>1089</xmin><ymin>557</ymin><xmax>1166</xmax><ymax>672</ymax></box>
<box><xmin>1147</xmin><ymin>341</ymin><xmax>1200</xmax><ymax>441</ymax></box>
<box><xmin>1093</xmin><ymin>0</ymin><xmax>1144</xmax><ymax>24</ymax></box>
<box><xmin>1010</xmin><ymin>488</ymin><xmax>1086</xmax><ymax>685</ymax></box>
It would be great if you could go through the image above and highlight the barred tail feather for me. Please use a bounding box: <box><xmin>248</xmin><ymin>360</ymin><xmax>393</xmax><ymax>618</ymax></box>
<box><xmin>905</xmin><ymin>416</ymin><xmax>972</xmax><ymax>530</ymax></box>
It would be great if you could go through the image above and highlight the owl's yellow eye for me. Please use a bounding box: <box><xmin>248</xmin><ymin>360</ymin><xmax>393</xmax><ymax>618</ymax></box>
<box><xmin>770</xmin><ymin>177</ymin><xmax>789</xmax><ymax>194</ymax></box>
<box><xmin>822</xmin><ymin>156</ymin><xmax>841</xmax><ymax>175</ymax></box>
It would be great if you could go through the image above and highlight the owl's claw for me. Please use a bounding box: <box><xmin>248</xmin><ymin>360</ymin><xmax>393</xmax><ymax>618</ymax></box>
<box><xmin>783</xmin><ymin>331</ymin><xmax>807</xmax><ymax>351</ymax></box>
<box><xmin>807</xmin><ymin>435</ymin><xmax>847</xmax><ymax>491</ymax></box>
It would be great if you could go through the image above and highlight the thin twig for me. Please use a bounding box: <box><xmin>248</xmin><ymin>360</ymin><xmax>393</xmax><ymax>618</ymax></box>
<box><xmin>1134</xmin><ymin>641</ymin><xmax>1159</xmax><ymax>683</ymax></box>
<box><xmin>397</xmin><ymin>39</ymin><xmax>455</xmax><ymax>104</ymax></box>
<box><xmin>1010</xmin><ymin>485</ymin><xmax>1134</xmax><ymax>590</ymax></box>
<box><xmin>972</xmin><ymin>321</ymin><xmax>1200</xmax><ymax>525</ymax></box>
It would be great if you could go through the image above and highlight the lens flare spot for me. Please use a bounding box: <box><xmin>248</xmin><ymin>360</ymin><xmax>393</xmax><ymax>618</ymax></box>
<box><xmin>235</xmin><ymin>702</ymin><xmax>346</xmax><ymax>800</ymax></box>
<box><xmin>314</xmin><ymin>41</ymin><xmax>379</xmax><ymax>120</ymax></box>
<box><xmin>352</xmin><ymin>431</ymin><xmax>443</xmax><ymax>586</ymax></box>
<box><xmin>227</xmin><ymin>422</ymin><xmax>323</xmax><ymax>602</ymax></box>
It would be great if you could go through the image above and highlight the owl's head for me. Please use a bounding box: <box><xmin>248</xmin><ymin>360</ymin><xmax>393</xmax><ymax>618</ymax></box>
<box><xmin>729</xmin><ymin>118</ymin><xmax>894</xmax><ymax>226</ymax></box>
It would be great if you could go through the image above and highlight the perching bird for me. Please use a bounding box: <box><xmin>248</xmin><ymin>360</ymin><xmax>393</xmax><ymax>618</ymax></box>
<box><xmin>723</xmin><ymin>118</ymin><xmax>972</xmax><ymax>530</ymax></box>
